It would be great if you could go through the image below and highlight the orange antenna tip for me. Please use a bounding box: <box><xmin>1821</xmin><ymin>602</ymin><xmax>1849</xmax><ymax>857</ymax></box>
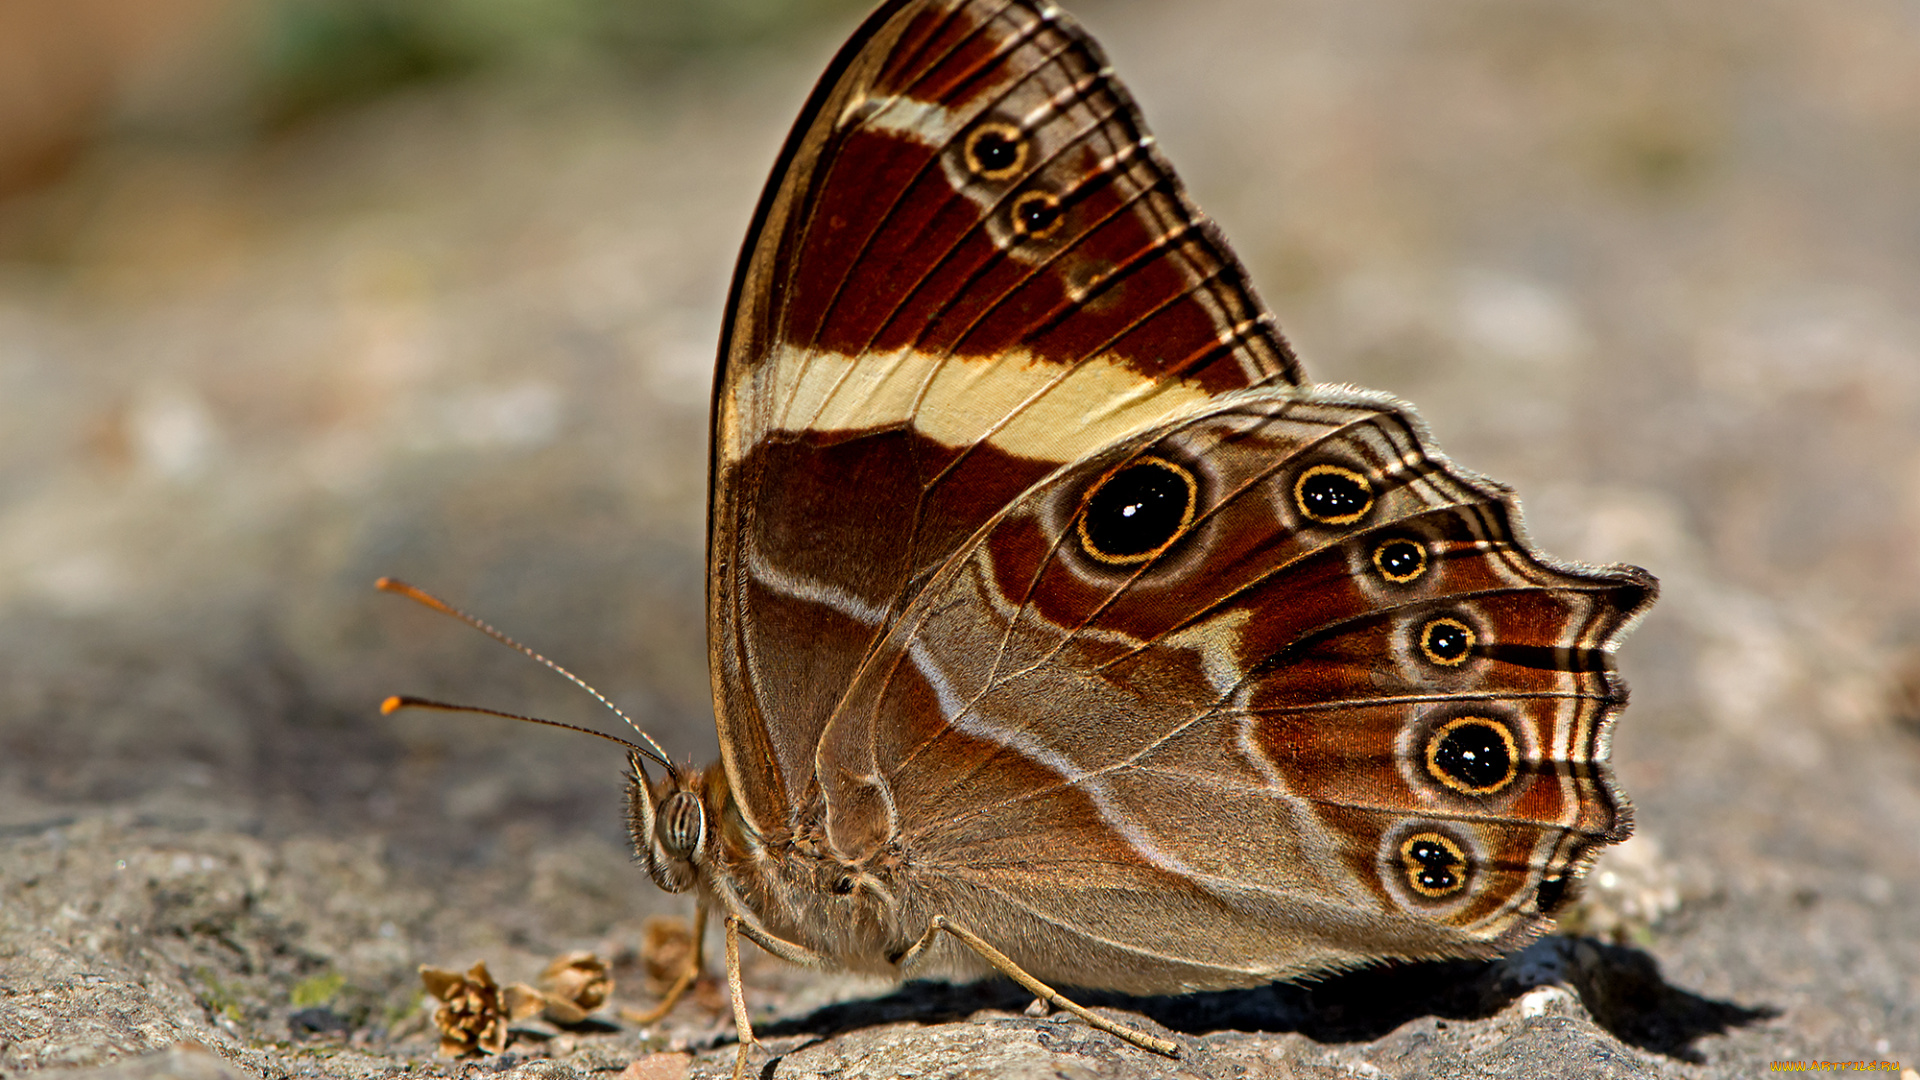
<box><xmin>372</xmin><ymin>577</ymin><xmax>676</xmax><ymax>770</ymax></box>
<box><xmin>375</xmin><ymin>576</ymin><xmax>455</xmax><ymax>615</ymax></box>
<box><xmin>373</xmin><ymin>694</ymin><xmax>656</xmax><ymax>758</ymax></box>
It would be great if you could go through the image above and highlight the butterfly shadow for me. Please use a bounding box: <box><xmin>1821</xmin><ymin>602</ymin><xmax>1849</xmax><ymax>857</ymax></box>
<box><xmin>758</xmin><ymin>936</ymin><xmax>1772</xmax><ymax>1065</ymax></box>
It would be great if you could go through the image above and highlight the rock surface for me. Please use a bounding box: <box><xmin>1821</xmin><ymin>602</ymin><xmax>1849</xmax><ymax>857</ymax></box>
<box><xmin>3</xmin><ymin>0</ymin><xmax>1919</xmax><ymax>1077</ymax></box>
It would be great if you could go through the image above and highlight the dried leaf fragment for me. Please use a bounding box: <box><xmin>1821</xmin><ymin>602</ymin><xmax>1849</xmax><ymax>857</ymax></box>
<box><xmin>640</xmin><ymin>916</ymin><xmax>694</xmax><ymax>999</ymax></box>
<box><xmin>420</xmin><ymin>961</ymin><xmax>544</xmax><ymax>1056</ymax></box>
<box><xmin>539</xmin><ymin>950</ymin><xmax>614</xmax><ymax>1024</ymax></box>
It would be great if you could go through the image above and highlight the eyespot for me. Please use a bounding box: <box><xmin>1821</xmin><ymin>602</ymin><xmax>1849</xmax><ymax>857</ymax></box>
<box><xmin>1077</xmin><ymin>456</ymin><xmax>1198</xmax><ymax>565</ymax></box>
<box><xmin>1372</xmin><ymin>537</ymin><xmax>1427</xmax><ymax>584</ymax></box>
<box><xmin>1536</xmin><ymin>875</ymin><xmax>1572</xmax><ymax>914</ymax></box>
<box><xmin>1400</xmin><ymin>831</ymin><xmax>1470</xmax><ymax>898</ymax></box>
<box><xmin>1424</xmin><ymin>715</ymin><xmax>1519</xmax><ymax>795</ymax></box>
<box><xmin>1419</xmin><ymin>616</ymin><xmax>1476</xmax><ymax>667</ymax></box>
<box><xmin>1294</xmin><ymin>464</ymin><xmax>1373</xmax><ymax>525</ymax></box>
<box><xmin>964</xmin><ymin>122</ymin><xmax>1028</xmax><ymax>180</ymax></box>
<box><xmin>1011</xmin><ymin>190</ymin><xmax>1064</xmax><ymax>238</ymax></box>
<box><xmin>832</xmin><ymin>875</ymin><xmax>855</xmax><ymax>896</ymax></box>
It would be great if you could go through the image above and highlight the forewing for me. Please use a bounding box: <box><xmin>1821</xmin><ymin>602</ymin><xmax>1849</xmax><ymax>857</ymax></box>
<box><xmin>711</xmin><ymin>0</ymin><xmax>1302</xmax><ymax>833</ymax></box>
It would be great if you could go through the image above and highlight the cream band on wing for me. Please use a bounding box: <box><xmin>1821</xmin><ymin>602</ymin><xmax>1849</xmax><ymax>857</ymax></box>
<box><xmin>762</xmin><ymin>343</ymin><xmax>1215</xmax><ymax>462</ymax></box>
<box><xmin>852</xmin><ymin>94</ymin><xmax>965</xmax><ymax>148</ymax></box>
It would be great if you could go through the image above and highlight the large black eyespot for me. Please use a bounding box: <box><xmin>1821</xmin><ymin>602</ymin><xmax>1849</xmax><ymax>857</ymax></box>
<box><xmin>1294</xmin><ymin>464</ymin><xmax>1373</xmax><ymax>525</ymax></box>
<box><xmin>1077</xmin><ymin>457</ymin><xmax>1197</xmax><ymax>565</ymax></box>
<box><xmin>1419</xmin><ymin>616</ymin><xmax>1476</xmax><ymax>666</ymax></box>
<box><xmin>1011</xmin><ymin>190</ymin><xmax>1063</xmax><ymax>238</ymax></box>
<box><xmin>1400</xmin><ymin>832</ymin><xmax>1469</xmax><ymax>898</ymax></box>
<box><xmin>964</xmin><ymin>122</ymin><xmax>1028</xmax><ymax>180</ymax></box>
<box><xmin>1372</xmin><ymin>537</ymin><xmax>1427</xmax><ymax>584</ymax></box>
<box><xmin>1425</xmin><ymin>716</ymin><xmax>1519</xmax><ymax>795</ymax></box>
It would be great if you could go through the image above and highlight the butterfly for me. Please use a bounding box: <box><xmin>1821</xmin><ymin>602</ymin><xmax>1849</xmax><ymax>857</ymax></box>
<box><xmin>387</xmin><ymin>0</ymin><xmax>1655</xmax><ymax>1073</ymax></box>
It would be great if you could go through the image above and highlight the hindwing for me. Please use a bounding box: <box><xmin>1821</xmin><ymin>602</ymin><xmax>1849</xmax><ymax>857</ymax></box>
<box><xmin>809</xmin><ymin>387</ymin><xmax>1655</xmax><ymax>989</ymax></box>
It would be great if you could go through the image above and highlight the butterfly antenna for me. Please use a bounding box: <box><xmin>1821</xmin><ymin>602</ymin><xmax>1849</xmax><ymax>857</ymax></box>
<box><xmin>381</xmin><ymin>696</ymin><xmax>658</xmax><ymax>758</ymax></box>
<box><xmin>375</xmin><ymin>577</ymin><xmax>676</xmax><ymax>772</ymax></box>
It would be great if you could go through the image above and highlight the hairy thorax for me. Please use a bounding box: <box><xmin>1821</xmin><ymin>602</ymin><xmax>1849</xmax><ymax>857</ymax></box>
<box><xmin>705</xmin><ymin>774</ymin><xmax>922</xmax><ymax>977</ymax></box>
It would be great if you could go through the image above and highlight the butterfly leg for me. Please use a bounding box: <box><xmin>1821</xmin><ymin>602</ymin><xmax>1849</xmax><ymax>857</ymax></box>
<box><xmin>620</xmin><ymin>902</ymin><xmax>709</xmax><ymax>1025</ymax></box>
<box><xmin>904</xmin><ymin>915</ymin><xmax>1180</xmax><ymax>1057</ymax></box>
<box><xmin>725</xmin><ymin>914</ymin><xmax>760</xmax><ymax>1080</ymax></box>
<box><xmin>708</xmin><ymin>909</ymin><xmax>851</xmax><ymax>1078</ymax></box>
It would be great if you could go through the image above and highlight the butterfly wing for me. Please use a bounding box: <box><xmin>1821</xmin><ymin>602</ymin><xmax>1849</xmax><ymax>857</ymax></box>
<box><xmin>711</xmin><ymin>0</ymin><xmax>1302</xmax><ymax>835</ymax></box>
<box><xmin>813</xmin><ymin>386</ymin><xmax>1656</xmax><ymax>991</ymax></box>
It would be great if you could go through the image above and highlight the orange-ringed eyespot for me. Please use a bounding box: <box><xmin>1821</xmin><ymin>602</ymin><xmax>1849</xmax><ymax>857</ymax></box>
<box><xmin>1373</xmin><ymin>537</ymin><xmax>1427</xmax><ymax>583</ymax></box>
<box><xmin>1011</xmin><ymin>190</ymin><xmax>1064</xmax><ymax>238</ymax></box>
<box><xmin>1078</xmin><ymin>456</ymin><xmax>1197</xmax><ymax>565</ymax></box>
<box><xmin>1294</xmin><ymin>464</ymin><xmax>1373</xmax><ymax>525</ymax></box>
<box><xmin>1400</xmin><ymin>832</ymin><xmax>1469</xmax><ymax>898</ymax></box>
<box><xmin>1419</xmin><ymin>616</ymin><xmax>1475</xmax><ymax>666</ymax></box>
<box><xmin>965</xmin><ymin>122</ymin><xmax>1028</xmax><ymax>180</ymax></box>
<box><xmin>1425</xmin><ymin>715</ymin><xmax>1519</xmax><ymax>795</ymax></box>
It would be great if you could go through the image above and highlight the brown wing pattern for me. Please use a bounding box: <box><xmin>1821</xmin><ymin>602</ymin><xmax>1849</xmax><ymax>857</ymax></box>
<box><xmin>711</xmin><ymin>0</ymin><xmax>1301</xmax><ymax>834</ymax></box>
<box><xmin>811</xmin><ymin>386</ymin><xmax>1655</xmax><ymax>991</ymax></box>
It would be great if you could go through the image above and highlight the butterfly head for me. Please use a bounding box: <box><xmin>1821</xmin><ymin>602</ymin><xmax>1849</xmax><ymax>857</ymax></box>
<box><xmin>626</xmin><ymin>752</ymin><xmax>711</xmax><ymax>894</ymax></box>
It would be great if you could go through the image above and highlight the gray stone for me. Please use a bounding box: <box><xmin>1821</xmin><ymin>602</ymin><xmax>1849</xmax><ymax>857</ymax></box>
<box><xmin>3</xmin><ymin>1</ymin><xmax>1917</xmax><ymax>1079</ymax></box>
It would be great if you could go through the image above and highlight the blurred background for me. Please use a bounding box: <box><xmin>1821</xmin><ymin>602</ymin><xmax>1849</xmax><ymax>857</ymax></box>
<box><xmin>0</xmin><ymin>0</ymin><xmax>1916</xmax><ymax>1070</ymax></box>
<box><xmin>0</xmin><ymin>0</ymin><xmax>882</xmax><ymax>860</ymax></box>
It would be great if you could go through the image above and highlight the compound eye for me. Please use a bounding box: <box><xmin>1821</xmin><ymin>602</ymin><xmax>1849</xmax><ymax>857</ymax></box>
<box><xmin>655</xmin><ymin>790</ymin><xmax>706</xmax><ymax>861</ymax></box>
